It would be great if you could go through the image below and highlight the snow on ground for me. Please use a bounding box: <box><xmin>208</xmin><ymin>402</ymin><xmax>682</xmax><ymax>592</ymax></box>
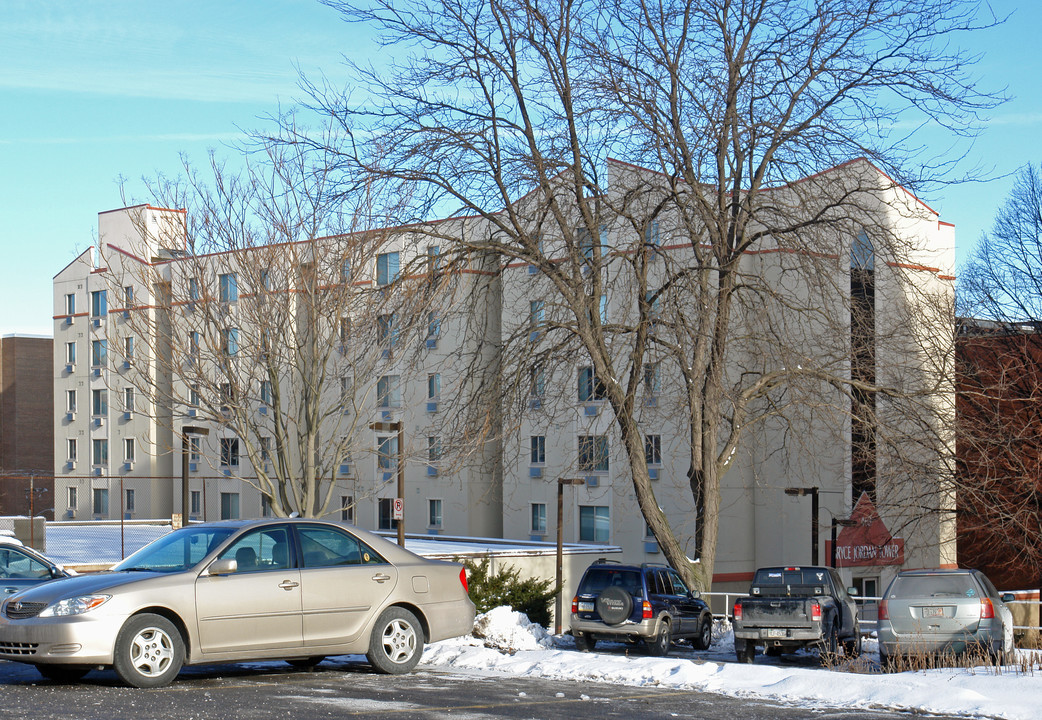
<box><xmin>421</xmin><ymin>607</ymin><xmax>1042</xmax><ymax>720</ymax></box>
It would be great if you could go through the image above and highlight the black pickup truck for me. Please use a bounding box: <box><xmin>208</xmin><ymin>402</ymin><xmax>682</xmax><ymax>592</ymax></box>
<box><xmin>732</xmin><ymin>566</ymin><xmax>861</xmax><ymax>664</ymax></box>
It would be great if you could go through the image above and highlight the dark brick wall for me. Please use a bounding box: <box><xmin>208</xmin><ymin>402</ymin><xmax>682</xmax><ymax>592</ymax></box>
<box><xmin>0</xmin><ymin>336</ymin><xmax>54</xmax><ymax>517</ymax></box>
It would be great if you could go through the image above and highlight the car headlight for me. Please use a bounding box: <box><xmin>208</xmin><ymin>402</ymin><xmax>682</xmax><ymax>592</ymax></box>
<box><xmin>39</xmin><ymin>595</ymin><xmax>111</xmax><ymax>617</ymax></box>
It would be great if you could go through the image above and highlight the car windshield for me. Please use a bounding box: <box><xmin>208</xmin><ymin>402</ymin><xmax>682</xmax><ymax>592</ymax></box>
<box><xmin>892</xmin><ymin>574</ymin><xmax>976</xmax><ymax>599</ymax></box>
<box><xmin>579</xmin><ymin>568</ymin><xmax>642</xmax><ymax>596</ymax></box>
<box><xmin>113</xmin><ymin>526</ymin><xmax>236</xmax><ymax>573</ymax></box>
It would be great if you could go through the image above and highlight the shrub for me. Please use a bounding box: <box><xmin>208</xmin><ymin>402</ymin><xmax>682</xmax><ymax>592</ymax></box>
<box><xmin>461</xmin><ymin>558</ymin><xmax>556</xmax><ymax>628</ymax></box>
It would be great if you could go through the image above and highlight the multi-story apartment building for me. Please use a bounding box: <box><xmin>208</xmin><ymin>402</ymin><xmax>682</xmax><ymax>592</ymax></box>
<box><xmin>53</xmin><ymin>159</ymin><xmax>957</xmax><ymax>593</ymax></box>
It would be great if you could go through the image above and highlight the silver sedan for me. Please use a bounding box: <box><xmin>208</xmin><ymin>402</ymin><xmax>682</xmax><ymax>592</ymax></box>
<box><xmin>0</xmin><ymin>519</ymin><xmax>475</xmax><ymax>687</ymax></box>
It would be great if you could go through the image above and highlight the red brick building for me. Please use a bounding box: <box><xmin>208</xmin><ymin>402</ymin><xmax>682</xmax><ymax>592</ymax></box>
<box><xmin>0</xmin><ymin>335</ymin><xmax>54</xmax><ymax>518</ymax></box>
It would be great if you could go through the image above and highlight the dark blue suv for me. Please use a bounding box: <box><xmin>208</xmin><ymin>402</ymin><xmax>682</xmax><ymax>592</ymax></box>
<box><xmin>570</xmin><ymin>560</ymin><xmax>713</xmax><ymax>655</ymax></box>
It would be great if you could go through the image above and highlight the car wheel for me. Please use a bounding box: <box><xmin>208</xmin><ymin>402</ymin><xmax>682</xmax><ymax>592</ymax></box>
<box><xmin>286</xmin><ymin>656</ymin><xmax>326</xmax><ymax>669</ymax></box>
<box><xmin>647</xmin><ymin>620</ymin><xmax>671</xmax><ymax>657</ymax></box>
<box><xmin>367</xmin><ymin>607</ymin><xmax>423</xmax><ymax>675</ymax></box>
<box><xmin>36</xmin><ymin>664</ymin><xmax>91</xmax><ymax>683</ymax></box>
<box><xmin>595</xmin><ymin>586</ymin><xmax>633</xmax><ymax>625</ymax></box>
<box><xmin>879</xmin><ymin>650</ymin><xmax>897</xmax><ymax>673</ymax></box>
<box><xmin>574</xmin><ymin>632</ymin><xmax>596</xmax><ymax>652</ymax></box>
<box><xmin>692</xmin><ymin>615</ymin><xmax>713</xmax><ymax>651</ymax></box>
<box><xmin>843</xmin><ymin>631</ymin><xmax>862</xmax><ymax>659</ymax></box>
<box><xmin>819</xmin><ymin>623</ymin><xmax>839</xmax><ymax>666</ymax></box>
<box><xmin>113</xmin><ymin>613</ymin><xmax>184</xmax><ymax>688</ymax></box>
<box><xmin>736</xmin><ymin>641</ymin><xmax>756</xmax><ymax>663</ymax></box>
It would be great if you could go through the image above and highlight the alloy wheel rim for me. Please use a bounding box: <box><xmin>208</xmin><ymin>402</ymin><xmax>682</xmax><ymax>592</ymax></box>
<box><xmin>130</xmin><ymin>627</ymin><xmax>174</xmax><ymax>677</ymax></box>
<box><xmin>381</xmin><ymin>618</ymin><xmax>417</xmax><ymax>663</ymax></box>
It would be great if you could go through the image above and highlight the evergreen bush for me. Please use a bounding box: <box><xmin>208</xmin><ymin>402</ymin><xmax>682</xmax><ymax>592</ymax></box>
<box><xmin>461</xmin><ymin>557</ymin><xmax>556</xmax><ymax>628</ymax></box>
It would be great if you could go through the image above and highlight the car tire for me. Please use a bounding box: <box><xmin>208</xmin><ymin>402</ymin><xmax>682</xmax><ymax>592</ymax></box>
<box><xmin>286</xmin><ymin>656</ymin><xmax>326</xmax><ymax>669</ymax></box>
<box><xmin>819</xmin><ymin>622</ymin><xmax>839</xmax><ymax>666</ymax></box>
<box><xmin>736</xmin><ymin>641</ymin><xmax>756</xmax><ymax>663</ymax></box>
<box><xmin>647</xmin><ymin>620</ymin><xmax>671</xmax><ymax>657</ymax></box>
<box><xmin>113</xmin><ymin>613</ymin><xmax>184</xmax><ymax>688</ymax></box>
<box><xmin>574</xmin><ymin>632</ymin><xmax>596</xmax><ymax>652</ymax></box>
<box><xmin>843</xmin><ymin>630</ymin><xmax>862</xmax><ymax>659</ymax></box>
<box><xmin>367</xmin><ymin>607</ymin><xmax>424</xmax><ymax>675</ymax></box>
<box><xmin>879</xmin><ymin>650</ymin><xmax>897</xmax><ymax>673</ymax></box>
<box><xmin>691</xmin><ymin>615</ymin><xmax>713</xmax><ymax>650</ymax></box>
<box><xmin>595</xmin><ymin>586</ymin><xmax>633</xmax><ymax>625</ymax></box>
<box><xmin>36</xmin><ymin>664</ymin><xmax>91</xmax><ymax>683</ymax></box>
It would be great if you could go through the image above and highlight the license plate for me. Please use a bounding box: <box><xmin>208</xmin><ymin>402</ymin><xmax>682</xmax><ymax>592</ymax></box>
<box><xmin>767</xmin><ymin>629</ymin><xmax>786</xmax><ymax>638</ymax></box>
<box><xmin>922</xmin><ymin>606</ymin><xmax>944</xmax><ymax>618</ymax></box>
<box><xmin>578</xmin><ymin>601</ymin><xmax>594</xmax><ymax>613</ymax></box>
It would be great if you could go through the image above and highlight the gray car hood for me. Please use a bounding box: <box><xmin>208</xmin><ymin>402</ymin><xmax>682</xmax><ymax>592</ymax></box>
<box><xmin>6</xmin><ymin>570</ymin><xmax>170</xmax><ymax>605</ymax></box>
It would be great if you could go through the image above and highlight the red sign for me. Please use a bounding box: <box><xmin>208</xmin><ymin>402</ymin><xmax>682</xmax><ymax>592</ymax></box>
<box><xmin>826</xmin><ymin>492</ymin><xmax>904</xmax><ymax>568</ymax></box>
<box><xmin>392</xmin><ymin>498</ymin><xmax>404</xmax><ymax>520</ymax></box>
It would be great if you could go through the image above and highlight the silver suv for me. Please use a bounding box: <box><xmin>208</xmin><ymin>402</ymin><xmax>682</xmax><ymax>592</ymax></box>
<box><xmin>878</xmin><ymin>568</ymin><xmax>1015</xmax><ymax>668</ymax></box>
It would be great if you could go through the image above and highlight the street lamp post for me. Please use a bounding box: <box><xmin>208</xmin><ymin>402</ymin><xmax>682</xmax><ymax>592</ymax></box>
<box><xmin>784</xmin><ymin>487</ymin><xmax>820</xmax><ymax>565</ymax></box>
<box><xmin>180</xmin><ymin>426</ymin><xmax>209</xmax><ymax>527</ymax></box>
<box><xmin>555</xmin><ymin>477</ymin><xmax>585</xmax><ymax>635</ymax></box>
<box><xmin>829</xmin><ymin>518</ymin><xmax>858</xmax><ymax>567</ymax></box>
<box><xmin>370</xmin><ymin>421</ymin><xmax>405</xmax><ymax>547</ymax></box>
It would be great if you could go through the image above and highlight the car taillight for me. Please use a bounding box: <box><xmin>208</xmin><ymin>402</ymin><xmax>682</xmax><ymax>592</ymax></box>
<box><xmin>459</xmin><ymin>567</ymin><xmax>469</xmax><ymax>594</ymax></box>
<box><xmin>810</xmin><ymin>601</ymin><xmax>821</xmax><ymax>621</ymax></box>
<box><xmin>878</xmin><ymin>599</ymin><xmax>889</xmax><ymax>621</ymax></box>
<box><xmin>980</xmin><ymin>597</ymin><xmax>995</xmax><ymax>619</ymax></box>
<box><xmin>642</xmin><ymin>600</ymin><xmax>653</xmax><ymax>619</ymax></box>
<box><xmin>571</xmin><ymin>597</ymin><xmax>579</xmax><ymax>614</ymax></box>
<box><xmin>733</xmin><ymin>600</ymin><xmax>742</xmax><ymax>621</ymax></box>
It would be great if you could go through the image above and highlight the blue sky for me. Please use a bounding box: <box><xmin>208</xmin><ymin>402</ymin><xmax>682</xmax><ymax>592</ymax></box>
<box><xmin>1</xmin><ymin>0</ymin><xmax>1039</xmax><ymax>336</ymax></box>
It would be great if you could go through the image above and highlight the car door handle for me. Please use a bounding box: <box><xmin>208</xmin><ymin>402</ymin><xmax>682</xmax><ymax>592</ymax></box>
<box><xmin>278</xmin><ymin>580</ymin><xmax>299</xmax><ymax>591</ymax></box>
<box><xmin>371</xmin><ymin>573</ymin><xmax>392</xmax><ymax>583</ymax></box>
<box><xmin>3</xmin><ymin>587</ymin><xmax>17</xmax><ymax>594</ymax></box>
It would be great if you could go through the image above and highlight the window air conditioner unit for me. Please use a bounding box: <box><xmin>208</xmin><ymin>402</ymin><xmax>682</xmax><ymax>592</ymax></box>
<box><xmin>426</xmin><ymin>465</ymin><xmax>438</xmax><ymax>477</ymax></box>
<box><xmin>648</xmin><ymin>468</ymin><xmax>659</xmax><ymax>480</ymax></box>
<box><xmin>66</xmin><ymin>411</ymin><xmax>76</xmax><ymax>422</ymax></box>
<box><xmin>124</xmin><ymin>461</ymin><xmax>134</xmax><ymax>471</ymax></box>
<box><xmin>529</xmin><ymin>466</ymin><xmax>543</xmax><ymax>478</ymax></box>
<box><xmin>65</xmin><ymin>363</ymin><xmax>75</xmax><ymax>374</ymax></box>
<box><xmin>584</xmin><ymin>404</ymin><xmax>599</xmax><ymax>416</ymax></box>
<box><xmin>425</xmin><ymin>338</ymin><xmax>438</xmax><ymax>349</ymax></box>
<box><xmin>123</xmin><ymin>411</ymin><xmax>133</xmax><ymax>421</ymax></box>
<box><xmin>585</xmin><ymin>476</ymin><xmax>599</xmax><ymax>487</ymax></box>
<box><xmin>66</xmin><ymin>460</ymin><xmax>76</xmax><ymax>470</ymax></box>
<box><xmin>189</xmin><ymin>462</ymin><xmax>198</xmax><ymax>473</ymax></box>
<box><xmin>426</xmin><ymin>402</ymin><xmax>438</xmax><ymax>413</ymax></box>
<box><xmin>93</xmin><ymin>416</ymin><xmax>104</xmax><ymax>427</ymax></box>
<box><xmin>187</xmin><ymin>408</ymin><xmax>197</xmax><ymax>417</ymax></box>
<box><xmin>92</xmin><ymin>317</ymin><xmax>102</xmax><ymax>328</ymax></box>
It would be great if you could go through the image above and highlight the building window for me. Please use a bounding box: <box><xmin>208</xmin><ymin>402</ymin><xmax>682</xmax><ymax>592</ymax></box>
<box><xmin>341</xmin><ymin>495</ymin><xmax>354</xmax><ymax>523</ymax></box>
<box><xmin>124</xmin><ymin>336</ymin><xmax>135</xmax><ymax>363</ymax></box>
<box><xmin>190</xmin><ymin>490</ymin><xmax>201</xmax><ymax>515</ymax></box>
<box><xmin>222</xmin><ymin>328</ymin><xmax>239</xmax><ymax>356</ymax></box>
<box><xmin>125</xmin><ymin>488</ymin><xmax>136</xmax><ymax>513</ymax></box>
<box><xmin>189</xmin><ymin>277</ymin><xmax>200</xmax><ymax>303</ymax></box>
<box><xmin>66</xmin><ymin>389</ymin><xmax>77</xmax><ymax>414</ymax></box>
<box><xmin>90</xmin><ymin>289</ymin><xmax>107</xmax><ymax>318</ymax></box>
<box><xmin>378</xmin><ymin>435</ymin><xmax>398</xmax><ymax>471</ymax></box>
<box><xmin>378</xmin><ymin>498</ymin><xmax>397</xmax><ymax>530</ymax></box>
<box><xmin>428</xmin><ymin>436</ymin><xmax>441</xmax><ymax>463</ymax></box>
<box><xmin>377</xmin><ymin>375</ymin><xmax>400</xmax><ymax>408</ymax></box>
<box><xmin>189</xmin><ymin>384</ymin><xmax>200</xmax><ymax>409</ymax></box>
<box><xmin>427</xmin><ymin>373</ymin><xmax>441</xmax><ymax>400</ymax></box>
<box><xmin>530</xmin><ymin>435</ymin><xmax>545</xmax><ymax>465</ymax></box>
<box><xmin>124</xmin><ymin>438</ymin><xmax>135</xmax><ymax>463</ymax></box>
<box><xmin>260</xmin><ymin>380</ymin><xmax>273</xmax><ymax>407</ymax></box>
<box><xmin>68</xmin><ymin>486</ymin><xmax>77</xmax><ymax>509</ymax></box>
<box><xmin>124</xmin><ymin>387</ymin><xmax>134</xmax><ymax>413</ymax></box>
<box><xmin>92</xmin><ymin>388</ymin><xmax>108</xmax><ymax>416</ymax></box>
<box><xmin>529</xmin><ymin>300</ymin><xmax>545</xmax><ymax>331</ymax></box>
<box><xmin>260</xmin><ymin>495</ymin><xmax>272</xmax><ymax>518</ymax></box>
<box><xmin>428</xmin><ymin>499</ymin><xmax>443</xmax><ymax>528</ymax></box>
<box><xmin>65</xmin><ymin>341</ymin><xmax>76</xmax><ymax>365</ymax></box>
<box><xmin>220</xmin><ymin>383</ymin><xmax>235</xmax><ymax>409</ymax></box>
<box><xmin>645</xmin><ymin>291</ymin><xmax>660</xmax><ymax>319</ymax></box>
<box><xmin>65</xmin><ymin>293</ymin><xmax>76</xmax><ymax>316</ymax></box>
<box><xmin>645</xmin><ymin>434</ymin><xmax>661</xmax><ymax>466</ymax></box>
<box><xmin>645</xmin><ymin>221</ymin><xmax>660</xmax><ymax>250</ymax></box>
<box><xmin>220</xmin><ymin>492</ymin><xmax>240</xmax><ymax>520</ymax></box>
<box><xmin>376</xmin><ymin>251</ymin><xmax>400</xmax><ymax>286</ymax></box>
<box><xmin>644</xmin><ymin>362</ymin><xmax>661</xmax><ymax>396</ymax></box>
<box><xmin>219</xmin><ymin>273</ymin><xmax>238</xmax><ymax>303</ymax></box>
<box><xmin>578</xmin><ymin>435</ymin><xmax>609</xmax><ymax>472</ymax></box>
<box><xmin>578</xmin><ymin>366</ymin><xmax>606</xmax><ymax>402</ymax></box>
<box><xmin>427</xmin><ymin>311</ymin><xmax>441</xmax><ymax>338</ymax></box>
<box><xmin>220</xmin><ymin>438</ymin><xmax>239</xmax><ymax>467</ymax></box>
<box><xmin>530</xmin><ymin>365</ymin><xmax>545</xmax><ymax>398</ymax></box>
<box><xmin>427</xmin><ymin>245</ymin><xmax>441</xmax><ymax>276</ymax></box>
<box><xmin>93</xmin><ymin>488</ymin><xmax>109</xmax><ymax>516</ymax></box>
<box><xmin>531</xmin><ymin>503</ymin><xmax>547</xmax><ymax>534</ymax></box>
<box><xmin>599</xmin><ymin>293</ymin><xmax>608</xmax><ymax>324</ymax></box>
<box><xmin>377</xmin><ymin>313</ymin><xmax>397</xmax><ymax>346</ymax></box>
<box><xmin>92</xmin><ymin>438</ymin><xmax>108</xmax><ymax>466</ymax></box>
<box><xmin>67</xmin><ymin>438</ymin><xmax>77</xmax><ymax>462</ymax></box>
<box><xmin>123</xmin><ymin>285</ymin><xmax>134</xmax><ymax>307</ymax></box>
<box><xmin>340</xmin><ymin>375</ymin><xmax>352</xmax><ymax>403</ymax></box>
<box><xmin>189</xmin><ymin>436</ymin><xmax>201</xmax><ymax>462</ymax></box>
<box><xmin>260</xmin><ymin>267</ymin><xmax>271</xmax><ymax>292</ymax></box>
<box><xmin>579</xmin><ymin>505</ymin><xmax>610</xmax><ymax>542</ymax></box>
<box><xmin>339</xmin><ymin>317</ymin><xmax>351</xmax><ymax>343</ymax></box>
<box><xmin>260</xmin><ymin>436</ymin><xmax>272</xmax><ymax>463</ymax></box>
<box><xmin>91</xmin><ymin>339</ymin><xmax>107</xmax><ymax>367</ymax></box>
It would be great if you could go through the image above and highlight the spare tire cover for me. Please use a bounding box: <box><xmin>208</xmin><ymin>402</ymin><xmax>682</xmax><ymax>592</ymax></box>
<box><xmin>596</xmin><ymin>586</ymin><xmax>634</xmax><ymax>625</ymax></box>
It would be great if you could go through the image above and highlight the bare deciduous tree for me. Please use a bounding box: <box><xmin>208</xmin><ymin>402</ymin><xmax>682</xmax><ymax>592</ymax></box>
<box><xmin>285</xmin><ymin>0</ymin><xmax>997</xmax><ymax>587</ymax></box>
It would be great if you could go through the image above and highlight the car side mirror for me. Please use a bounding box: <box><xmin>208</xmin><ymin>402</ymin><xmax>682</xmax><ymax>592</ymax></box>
<box><xmin>51</xmin><ymin>567</ymin><xmax>65</xmax><ymax>579</ymax></box>
<box><xmin>847</xmin><ymin>587</ymin><xmax>859</xmax><ymax>596</ymax></box>
<box><xmin>207</xmin><ymin>558</ymin><xmax>238</xmax><ymax>576</ymax></box>
<box><xmin>1001</xmin><ymin>593</ymin><xmax>1015</xmax><ymax>604</ymax></box>
<box><xmin>689</xmin><ymin>590</ymin><xmax>701</xmax><ymax>600</ymax></box>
